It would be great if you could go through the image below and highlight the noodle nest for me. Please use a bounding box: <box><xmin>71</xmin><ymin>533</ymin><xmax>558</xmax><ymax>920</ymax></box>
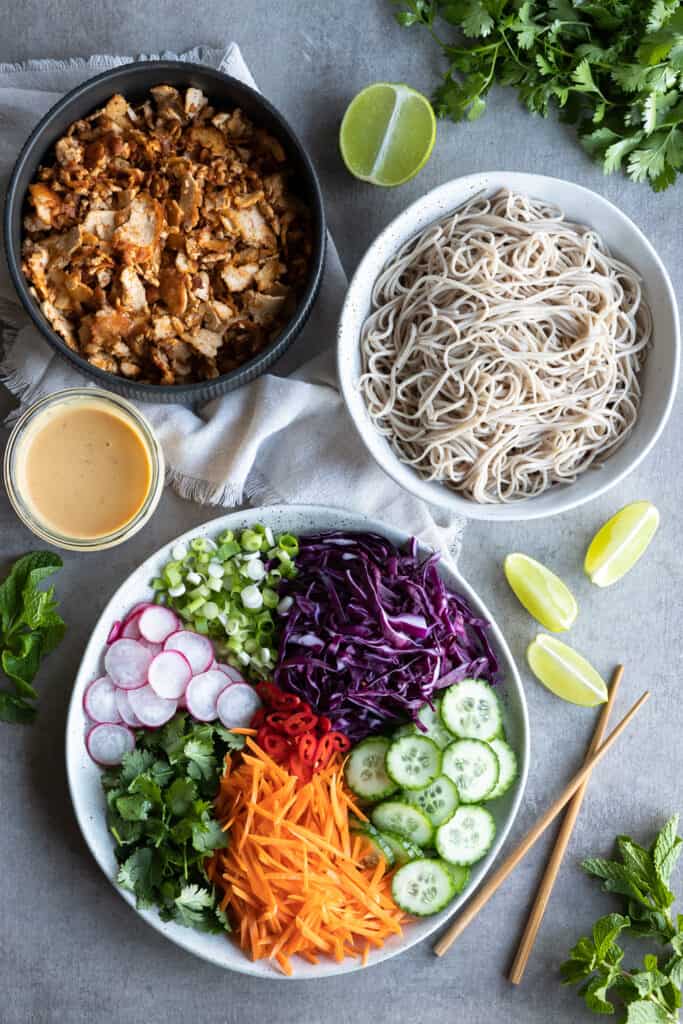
<box><xmin>359</xmin><ymin>189</ymin><xmax>651</xmax><ymax>503</ymax></box>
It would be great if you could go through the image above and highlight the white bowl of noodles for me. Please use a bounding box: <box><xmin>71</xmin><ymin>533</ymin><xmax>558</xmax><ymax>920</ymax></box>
<box><xmin>337</xmin><ymin>172</ymin><xmax>679</xmax><ymax>521</ymax></box>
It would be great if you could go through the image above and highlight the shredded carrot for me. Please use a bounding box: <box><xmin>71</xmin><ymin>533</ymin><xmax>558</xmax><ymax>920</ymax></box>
<box><xmin>208</xmin><ymin>737</ymin><xmax>405</xmax><ymax>976</ymax></box>
<box><xmin>229</xmin><ymin>727</ymin><xmax>258</xmax><ymax>736</ymax></box>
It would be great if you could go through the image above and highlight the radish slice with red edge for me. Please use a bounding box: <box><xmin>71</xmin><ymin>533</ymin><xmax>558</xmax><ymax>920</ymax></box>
<box><xmin>86</xmin><ymin>723</ymin><xmax>135</xmax><ymax>766</ymax></box>
<box><xmin>106</xmin><ymin>621</ymin><xmax>123</xmax><ymax>645</ymax></box>
<box><xmin>83</xmin><ymin>676</ymin><xmax>121</xmax><ymax>724</ymax></box>
<box><xmin>115</xmin><ymin>688</ymin><xmax>143</xmax><ymax>728</ymax></box>
<box><xmin>148</xmin><ymin>650</ymin><xmax>192</xmax><ymax>700</ymax></box>
<box><xmin>105</xmin><ymin>639</ymin><xmax>154</xmax><ymax>690</ymax></box>
<box><xmin>139</xmin><ymin>606</ymin><xmax>180</xmax><ymax>644</ymax></box>
<box><xmin>185</xmin><ymin>670</ymin><xmax>229</xmax><ymax>722</ymax></box>
<box><xmin>215</xmin><ymin>663</ymin><xmax>246</xmax><ymax>684</ymax></box>
<box><xmin>121</xmin><ymin>617</ymin><xmax>142</xmax><ymax>640</ymax></box>
<box><xmin>216</xmin><ymin>683</ymin><xmax>262</xmax><ymax>729</ymax></box>
<box><xmin>137</xmin><ymin>639</ymin><xmax>163</xmax><ymax>657</ymax></box>
<box><xmin>163</xmin><ymin>630</ymin><xmax>213</xmax><ymax>675</ymax></box>
<box><xmin>127</xmin><ymin>685</ymin><xmax>177</xmax><ymax>728</ymax></box>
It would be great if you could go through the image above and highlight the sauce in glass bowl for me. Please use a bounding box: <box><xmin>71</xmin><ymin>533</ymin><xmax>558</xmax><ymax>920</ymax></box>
<box><xmin>4</xmin><ymin>389</ymin><xmax>164</xmax><ymax>550</ymax></box>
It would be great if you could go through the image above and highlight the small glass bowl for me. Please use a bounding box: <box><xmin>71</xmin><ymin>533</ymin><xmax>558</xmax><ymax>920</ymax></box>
<box><xmin>3</xmin><ymin>388</ymin><xmax>165</xmax><ymax>551</ymax></box>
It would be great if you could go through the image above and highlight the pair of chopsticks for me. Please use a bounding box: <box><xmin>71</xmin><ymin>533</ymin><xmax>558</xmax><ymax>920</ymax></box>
<box><xmin>434</xmin><ymin>667</ymin><xmax>643</xmax><ymax>970</ymax></box>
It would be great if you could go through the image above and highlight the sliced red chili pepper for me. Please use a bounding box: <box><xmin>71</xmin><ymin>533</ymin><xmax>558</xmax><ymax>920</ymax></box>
<box><xmin>266</xmin><ymin>710</ymin><xmax>294</xmax><ymax>733</ymax></box>
<box><xmin>328</xmin><ymin>731</ymin><xmax>351</xmax><ymax>753</ymax></box>
<box><xmin>289</xmin><ymin>752</ymin><xmax>312</xmax><ymax>783</ymax></box>
<box><xmin>271</xmin><ymin>691</ymin><xmax>303</xmax><ymax>711</ymax></box>
<box><xmin>298</xmin><ymin>732</ymin><xmax>318</xmax><ymax>765</ymax></box>
<box><xmin>250</xmin><ymin>707</ymin><xmax>266</xmax><ymax>729</ymax></box>
<box><xmin>256</xmin><ymin>725</ymin><xmax>273</xmax><ymax>749</ymax></box>
<box><xmin>262</xmin><ymin>732</ymin><xmax>290</xmax><ymax>762</ymax></box>
<box><xmin>314</xmin><ymin>733</ymin><xmax>336</xmax><ymax>769</ymax></box>
<box><xmin>318</xmin><ymin>716</ymin><xmax>332</xmax><ymax>734</ymax></box>
<box><xmin>255</xmin><ymin>681</ymin><xmax>281</xmax><ymax>705</ymax></box>
<box><xmin>282</xmin><ymin>710</ymin><xmax>318</xmax><ymax>737</ymax></box>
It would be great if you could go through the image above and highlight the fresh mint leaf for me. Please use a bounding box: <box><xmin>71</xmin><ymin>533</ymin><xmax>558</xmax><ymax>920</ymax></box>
<box><xmin>625</xmin><ymin>1001</ymin><xmax>672</xmax><ymax>1023</ymax></box>
<box><xmin>593</xmin><ymin>913</ymin><xmax>630</xmax><ymax>958</ymax></box>
<box><xmin>0</xmin><ymin>691</ymin><xmax>35</xmax><ymax>723</ymax></box>
<box><xmin>582</xmin><ymin>975</ymin><xmax>615</xmax><ymax>1014</ymax></box>
<box><xmin>654</xmin><ymin>815</ymin><xmax>682</xmax><ymax>885</ymax></box>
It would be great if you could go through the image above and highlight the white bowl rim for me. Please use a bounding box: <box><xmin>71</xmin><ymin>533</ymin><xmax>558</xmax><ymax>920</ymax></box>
<box><xmin>65</xmin><ymin>502</ymin><xmax>530</xmax><ymax>979</ymax></box>
<box><xmin>337</xmin><ymin>171</ymin><xmax>680</xmax><ymax>522</ymax></box>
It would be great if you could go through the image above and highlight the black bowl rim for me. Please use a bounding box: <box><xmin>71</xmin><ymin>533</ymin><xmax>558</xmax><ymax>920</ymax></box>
<box><xmin>3</xmin><ymin>59</ymin><xmax>326</xmax><ymax>401</ymax></box>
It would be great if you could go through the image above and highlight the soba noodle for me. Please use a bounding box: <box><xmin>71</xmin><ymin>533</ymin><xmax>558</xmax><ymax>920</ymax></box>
<box><xmin>359</xmin><ymin>190</ymin><xmax>651</xmax><ymax>503</ymax></box>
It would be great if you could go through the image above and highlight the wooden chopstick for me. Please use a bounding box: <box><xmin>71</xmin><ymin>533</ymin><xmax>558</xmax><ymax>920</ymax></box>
<box><xmin>433</xmin><ymin>688</ymin><xmax>649</xmax><ymax>957</ymax></box>
<box><xmin>508</xmin><ymin>665</ymin><xmax>624</xmax><ymax>984</ymax></box>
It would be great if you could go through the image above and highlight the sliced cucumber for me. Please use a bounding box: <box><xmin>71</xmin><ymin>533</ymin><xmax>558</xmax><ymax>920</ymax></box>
<box><xmin>344</xmin><ymin>737</ymin><xmax>397</xmax><ymax>801</ymax></box>
<box><xmin>415</xmin><ymin>699</ymin><xmax>454</xmax><ymax>749</ymax></box>
<box><xmin>385</xmin><ymin>734</ymin><xmax>441</xmax><ymax>790</ymax></box>
<box><xmin>446</xmin><ymin>861</ymin><xmax>471</xmax><ymax>894</ymax></box>
<box><xmin>440</xmin><ymin>679</ymin><xmax>503</xmax><ymax>741</ymax></box>
<box><xmin>371</xmin><ymin>800</ymin><xmax>434</xmax><ymax>847</ymax></box>
<box><xmin>435</xmin><ymin>806</ymin><xmax>496</xmax><ymax>866</ymax></box>
<box><xmin>442</xmin><ymin>738</ymin><xmax>499</xmax><ymax>803</ymax></box>
<box><xmin>404</xmin><ymin>774</ymin><xmax>459</xmax><ymax>828</ymax></box>
<box><xmin>391</xmin><ymin>858</ymin><xmax>456</xmax><ymax>916</ymax></box>
<box><xmin>485</xmin><ymin>737</ymin><xmax>518</xmax><ymax>801</ymax></box>
<box><xmin>353</xmin><ymin>823</ymin><xmax>396</xmax><ymax>868</ymax></box>
<box><xmin>378</xmin><ymin>830</ymin><xmax>423</xmax><ymax>866</ymax></box>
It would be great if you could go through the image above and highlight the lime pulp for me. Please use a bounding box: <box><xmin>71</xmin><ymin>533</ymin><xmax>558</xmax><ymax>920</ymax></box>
<box><xmin>527</xmin><ymin>634</ymin><xmax>608</xmax><ymax>707</ymax></box>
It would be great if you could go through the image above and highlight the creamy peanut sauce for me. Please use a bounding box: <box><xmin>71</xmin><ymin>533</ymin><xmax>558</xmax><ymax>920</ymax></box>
<box><xmin>16</xmin><ymin>398</ymin><xmax>152</xmax><ymax>539</ymax></box>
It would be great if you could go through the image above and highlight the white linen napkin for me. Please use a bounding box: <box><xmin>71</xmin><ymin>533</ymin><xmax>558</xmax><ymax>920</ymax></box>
<box><xmin>0</xmin><ymin>44</ymin><xmax>465</xmax><ymax>561</ymax></box>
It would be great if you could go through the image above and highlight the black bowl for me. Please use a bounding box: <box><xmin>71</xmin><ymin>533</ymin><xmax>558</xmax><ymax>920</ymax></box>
<box><xmin>4</xmin><ymin>61</ymin><xmax>326</xmax><ymax>404</ymax></box>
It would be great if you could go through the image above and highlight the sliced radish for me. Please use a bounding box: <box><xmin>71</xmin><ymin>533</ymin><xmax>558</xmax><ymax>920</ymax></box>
<box><xmin>104</xmin><ymin>639</ymin><xmax>154</xmax><ymax>690</ymax></box>
<box><xmin>148</xmin><ymin>650</ymin><xmax>192</xmax><ymax>700</ymax></box>
<box><xmin>139</xmin><ymin>606</ymin><xmax>180</xmax><ymax>644</ymax></box>
<box><xmin>115</xmin><ymin>688</ymin><xmax>144</xmax><ymax>728</ymax></box>
<box><xmin>83</xmin><ymin>675</ymin><xmax>121</xmax><ymax>724</ymax></box>
<box><xmin>137</xmin><ymin>639</ymin><xmax>163</xmax><ymax>657</ymax></box>
<box><xmin>216</xmin><ymin>683</ymin><xmax>262</xmax><ymax>729</ymax></box>
<box><xmin>106</xmin><ymin>620</ymin><xmax>123</xmax><ymax>645</ymax></box>
<box><xmin>215</xmin><ymin>663</ymin><xmax>246</xmax><ymax>684</ymax></box>
<box><xmin>86</xmin><ymin>723</ymin><xmax>135</xmax><ymax>766</ymax></box>
<box><xmin>185</xmin><ymin>670</ymin><xmax>229</xmax><ymax>722</ymax></box>
<box><xmin>127</xmin><ymin>685</ymin><xmax>178</xmax><ymax>728</ymax></box>
<box><xmin>163</xmin><ymin>630</ymin><xmax>214</xmax><ymax>675</ymax></box>
<box><xmin>126</xmin><ymin>601</ymin><xmax>153</xmax><ymax>621</ymax></box>
<box><xmin>121</xmin><ymin>616</ymin><xmax>142</xmax><ymax>640</ymax></box>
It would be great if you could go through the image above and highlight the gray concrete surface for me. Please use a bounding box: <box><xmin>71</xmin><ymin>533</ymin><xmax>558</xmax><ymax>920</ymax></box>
<box><xmin>0</xmin><ymin>4</ymin><xmax>681</xmax><ymax>1023</ymax></box>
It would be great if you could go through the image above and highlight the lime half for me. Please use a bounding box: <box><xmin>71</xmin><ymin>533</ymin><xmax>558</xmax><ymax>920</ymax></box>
<box><xmin>585</xmin><ymin>501</ymin><xmax>660</xmax><ymax>588</ymax></box>
<box><xmin>527</xmin><ymin>634</ymin><xmax>608</xmax><ymax>707</ymax></box>
<box><xmin>504</xmin><ymin>553</ymin><xmax>577</xmax><ymax>632</ymax></box>
<box><xmin>339</xmin><ymin>82</ymin><xmax>436</xmax><ymax>187</ymax></box>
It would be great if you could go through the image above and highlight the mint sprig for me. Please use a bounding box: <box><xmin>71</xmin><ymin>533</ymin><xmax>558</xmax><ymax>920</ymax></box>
<box><xmin>561</xmin><ymin>815</ymin><xmax>683</xmax><ymax>1021</ymax></box>
<box><xmin>392</xmin><ymin>0</ymin><xmax>683</xmax><ymax>190</ymax></box>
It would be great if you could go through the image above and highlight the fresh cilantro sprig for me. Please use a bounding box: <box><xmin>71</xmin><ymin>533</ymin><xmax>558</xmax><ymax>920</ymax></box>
<box><xmin>102</xmin><ymin>713</ymin><xmax>245</xmax><ymax>933</ymax></box>
<box><xmin>561</xmin><ymin>815</ymin><xmax>683</xmax><ymax>1021</ymax></box>
<box><xmin>392</xmin><ymin>0</ymin><xmax>683</xmax><ymax>190</ymax></box>
<box><xmin>0</xmin><ymin>551</ymin><xmax>66</xmax><ymax>723</ymax></box>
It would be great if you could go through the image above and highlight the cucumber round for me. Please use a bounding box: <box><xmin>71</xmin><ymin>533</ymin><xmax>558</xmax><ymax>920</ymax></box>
<box><xmin>442</xmin><ymin>738</ymin><xmax>499</xmax><ymax>803</ymax></box>
<box><xmin>378</xmin><ymin>830</ymin><xmax>423</xmax><ymax>866</ymax></box>
<box><xmin>385</xmin><ymin>734</ymin><xmax>441</xmax><ymax>790</ymax></box>
<box><xmin>371</xmin><ymin>800</ymin><xmax>434</xmax><ymax>847</ymax></box>
<box><xmin>344</xmin><ymin>737</ymin><xmax>397</xmax><ymax>801</ymax></box>
<box><xmin>391</xmin><ymin>858</ymin><xmax>456</xmax><ymax>916</ymax></box>
<box><xmin>446</xmin><ymin>861</ymin><xmax>471</xmax><ymax>894</ymax></box>
<box><xmin>353</xmin><ymin>824</ymin><xmax>396</xmax><ymax>868</ymax></box>
<box><xmin>415</xmin><ymin>699</ymin><xmax>454</xmax><ymax>749</ymax></box>
<box><xmin>436</xmin><ymin>806</ymin><xmax>496</xmax><ymax>866</ymax></box>
<box><xmin>485</xmin><ymin>737</ymin><xmax>518</xmax><ymax>801</ymax></box>
<box><xmin>403</xmin><ymin>774</ymin><xmax>459</xmax><ymax>827</ymax></box>
<box><xmin>440</xmin><ymin>679</ymin><xmax>503</xmax><ymax>741</ymax></box>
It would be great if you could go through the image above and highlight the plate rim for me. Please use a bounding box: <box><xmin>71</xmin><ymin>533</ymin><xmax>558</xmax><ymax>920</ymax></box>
<box><xmin>65</xmin><ymin>502</ymin><xmax>530</xmax><ymax>979</ymax></box>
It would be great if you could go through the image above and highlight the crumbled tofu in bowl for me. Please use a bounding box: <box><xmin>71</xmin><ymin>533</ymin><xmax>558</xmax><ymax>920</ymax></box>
<box><xmin>21</xmin><ymin>86</ymin><xmax>313</xmax><ymax>387</ymax></box>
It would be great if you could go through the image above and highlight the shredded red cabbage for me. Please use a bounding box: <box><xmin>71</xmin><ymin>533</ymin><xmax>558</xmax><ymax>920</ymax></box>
<box><xmin>274</xmin><ymin>531</ymin><xmax>500</xmax><ymax>741</ymax></box>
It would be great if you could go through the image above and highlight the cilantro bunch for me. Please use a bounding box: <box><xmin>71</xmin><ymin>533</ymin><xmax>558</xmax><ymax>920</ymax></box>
<box><xmin>393</xmin><ymin>0</ymin><xmax>683</xmax><ymax>190</ymax></box>
<box><xmin>102</xmin><ymin>713</ymin><xmax>244</xmax><ymax>933</ymax></box>
<box><xmin>0</xmin><ymin>551</ymin><xmax>66</xmax><ymax>723</ymax></box>
<box><xmin>562</xmin><ymin>815</ymin><xmax>683</xmax><ymax>1021</ymax></box>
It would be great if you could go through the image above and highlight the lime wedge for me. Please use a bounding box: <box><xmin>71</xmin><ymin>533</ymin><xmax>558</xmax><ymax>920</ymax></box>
<box><xmin>527</xmin><ymin>635</ymin><xmax>608</xmax><ymax>707</ymax></box>
<box><xmin>584</xmin><ymin>501</ymin><xmax>660</xmax><ymax>588</ymax></box>
<box><xmin>504</xmin><ymin>553</ymin><xmax>577</xmax><ymax>632</ymax></box>
<box><xmin>339</xmin><ymin>82</ymin><xmax>436</xmax><ymax>187</ymax></box>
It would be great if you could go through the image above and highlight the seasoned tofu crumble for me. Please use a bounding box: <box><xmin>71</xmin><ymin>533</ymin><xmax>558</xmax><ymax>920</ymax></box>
<box><xmin>21</xmin><ymin>86</ymin><xmax>313</xmax><ymax>385</ymax></box>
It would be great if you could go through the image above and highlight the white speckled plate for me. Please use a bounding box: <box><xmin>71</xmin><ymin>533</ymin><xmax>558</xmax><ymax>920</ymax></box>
<box><xmin>66</xmin><ymin>504</ymin><xmax>529</xmax><ymax>979</ymax></box>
